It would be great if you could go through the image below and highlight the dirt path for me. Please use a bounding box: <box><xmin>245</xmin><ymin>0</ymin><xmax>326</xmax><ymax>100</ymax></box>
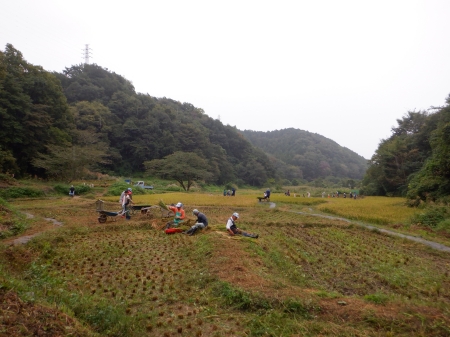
<box><xmin>7</xmin><ymin>213</ymin><xmax>63</xmax><ymax>246</ymax></box>
<box><xmin>292</xmin><ymin>210</ymin><xmax>450</xmax><ymax>253</ymax></box>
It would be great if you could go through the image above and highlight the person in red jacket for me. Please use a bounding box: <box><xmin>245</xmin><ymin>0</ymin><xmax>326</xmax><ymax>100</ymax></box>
<box><xmin>165</xmin><ymin>202</ymin><xmax>185</xmax><ymax>229</ymax></box>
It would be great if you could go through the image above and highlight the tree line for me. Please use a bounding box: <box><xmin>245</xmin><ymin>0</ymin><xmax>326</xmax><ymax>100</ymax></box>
<box><xmin>361</xmin><ymin>98</ymin><xmax>450</xmax><ymax>202</ymax></box>
<box><xmin>1</xmin><ymin>44</ymin><xmax>275</xmax><ymax>187</ymax></box>
<box><xmin>1</xmin><ymin>43</ymin><xmax>378</xmax><ymax>190</ymax></box>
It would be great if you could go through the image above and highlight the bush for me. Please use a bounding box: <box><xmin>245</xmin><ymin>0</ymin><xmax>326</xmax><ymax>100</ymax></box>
<box><xmin>0</xmin><ymin>187</ymin><xmax>44</xmax><ymax>199</ymax></box>
<box><xmin>364</xmin><ymin>293</ymin><xmax>389</xmax><ymax>305</ymax></box>
<box><xmin>0</xmin><ymin>197</ymin><xmax>28</xmax><ymax>238</ymax></box>
<box><xmin>105</xmin><ymin>182</ymin><xmax>146</xmax><ymax>196</ymax></box>
<box><xmin>436</xmin><ymin>219</ymin><xmax>450</xmax><ymax>233</ymax></box>
<box><xmin>0</xmin><ymin>173</ymin><xmax>16</xmax><ymax>185</ymax></box>
<box><xmin>53</xmin><ymin>184</ymin><xmax>92</xmax><ymax>196</ymax></box>
<box><xmin>409</xmin><ymin>206</ymin><xmax>449</xmax><ymax>228</ymax></box>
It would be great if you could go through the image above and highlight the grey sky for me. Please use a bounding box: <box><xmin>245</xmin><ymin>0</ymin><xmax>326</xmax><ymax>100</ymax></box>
<box><xmin>1</xmin><ymin>0</ymin><xmax>450</xmax><ymax>159</ymax></box>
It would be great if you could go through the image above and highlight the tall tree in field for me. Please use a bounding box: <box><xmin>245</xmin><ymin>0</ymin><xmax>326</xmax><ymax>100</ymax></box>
<box><xmin>144</xmin><ymin>152</ymin><xmax>213</xmax><ymax>191</ymax></box>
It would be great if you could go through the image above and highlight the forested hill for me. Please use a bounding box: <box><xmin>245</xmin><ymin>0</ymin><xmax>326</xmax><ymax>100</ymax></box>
<box><xmin>361</xmin><ymin>97</ymin><xmax>450</xmax><ymax>201</ymax></box>
<box><xmin>240</xmin><ymin>129</ymin><xmax>368</xmax><ymax>180</ymax></box>
<box><xmin>1</xmin><ymin>43</ymin><xmax>367</xmax><ymax>186</ymax></box>
<box><xmin>0</xmin><ymin>44</ymin><xmax>274</xmax><ymax>186</ymax></box>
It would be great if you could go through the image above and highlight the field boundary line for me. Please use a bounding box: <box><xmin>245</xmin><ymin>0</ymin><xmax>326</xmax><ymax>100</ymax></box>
<box><xmin>291</xmin><ymin>210</ymin><xmax>450</xmax><ymax>253</ymax></box>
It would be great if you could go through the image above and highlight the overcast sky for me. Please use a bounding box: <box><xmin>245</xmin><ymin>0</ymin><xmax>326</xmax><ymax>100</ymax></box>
<box><xmin>2</xmin><ymin>0</ymin><xmax>450</xmax><ymax>159</ymax></box>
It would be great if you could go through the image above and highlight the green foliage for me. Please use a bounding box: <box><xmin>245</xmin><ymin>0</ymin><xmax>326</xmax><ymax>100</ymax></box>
<box><xmin>436</xmin><ymin>218</ymin><xmax>450</xmax><ymax>233</ymax></box>
<box><xmin>32</xmin><ymin>131</ymin><xmax>110</xmax><ymax>181</ymax></box>
<box><xmin>53</xmin><ymin>184</ymin><xmax>92</xmax><ymax>195</ymax></box>
<box><xmin>241</xmin><ymin>128</ymin><xmax>368</xmax><ymax>181</ymax></box>
<box><xmin>23</xmin><ymin>261</ymin><xmax>138</xmax><ymax>335</ymax></box>
<box><xmin>0</xmin><ymin>173</ymin><xmax>16</xmax><ymax>185</ymax></box>
<box><xmin>0</xmin><ymin>44</ymin><xmax>72</xmax><ymax>177</ymax></box>
<box><xmin>213</xmin><ymin>281</ymin><xmax>271</xmax><ymax>311</ymax></box>
<box><xmin>409</xmin><ymin>206</ymin><xmax>449</xmax><ymax>228</ymax></box>
<box><xmin>363</xmin><ymin>100</ymin><xmax>450</xmax><ymax>201</ymax></box>
<box><xmin>145</xmin><ymin>151</ymin><xmax>213</xmax><ymax>191</ymax></box>
<box><xmin>105</xmin><ymin>181</ymin><xmax>146</xmax><ymax>197</ymax></box>
<box><xmin>0</xmin><ymin>197</ymin><xmax>28</xmax><ymax>239</ymax></box>
<box><xmin>0</xmin><ymin>187</ymin><xmax>44</xmax><ymax>199</ymax></box>
<box><xmin>364</xmin><ymin>293</ymin><xmax>389</xmax><ymax>305</ymax></box>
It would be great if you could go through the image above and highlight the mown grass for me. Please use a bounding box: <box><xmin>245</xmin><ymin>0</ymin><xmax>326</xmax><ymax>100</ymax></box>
<box><xmin>1</xmin><ymin>192</ymin><xmax>450</xmax><ymax>336</ymax></box>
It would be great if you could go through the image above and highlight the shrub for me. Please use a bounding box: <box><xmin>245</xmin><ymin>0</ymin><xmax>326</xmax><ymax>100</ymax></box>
<box><xmin>409</xmin><ymin>206</ymin><xmax>449</xmax><ymax>228</ymax></box>
<box><xmin>364</xmin><ymin>293</ymin><xmax>389</xmax><ymax>305</ymax></box>
<box><xmin>105</xmin><ymin>182</ymin><xmax>146</xmax><ymax>196</ymax></box>
<box><xmin>436</xmin><ymin>218</ymin><xmax>450</xmax><ymax>233</ymax></box>
<box><xmin>53</xmin><ymin>184</ymin><xmax>92</xmax><ymax>196</ymax></box>
<box><xmin>0</xmin><ymin>187</ymin><xmax>44</xmax><ymax>199</ymax></box>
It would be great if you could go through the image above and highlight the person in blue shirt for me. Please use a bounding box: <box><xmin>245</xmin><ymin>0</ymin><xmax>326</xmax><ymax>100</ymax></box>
<box><xmin>183</xmin><ymin>209</ymin><xmax>208</xmax><ymax>236</ymax></box>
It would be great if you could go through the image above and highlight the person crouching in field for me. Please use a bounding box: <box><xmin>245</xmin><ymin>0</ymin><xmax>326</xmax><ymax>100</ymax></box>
<box><xmin>165</xmin><ymin>202</ymin><xmax>185</xmax><ymax>229</ymax></box>
<box><xmin>226</xmin><ymin>212</ymin><xmax>258</xmax><ymax>238</ymax></box>
<box><xmin>183</xmin><ymin>209</ymin><xmax>208</xmax><ymax>236</ymax></box>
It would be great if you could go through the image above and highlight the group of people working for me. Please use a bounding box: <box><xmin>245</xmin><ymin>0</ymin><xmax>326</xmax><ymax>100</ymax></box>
<box><xmin>164</xmin><ymin>202</ymin><xmax>258</xmax><ymax>238</ymax></box>
<box><xmin>118</xmin><ymin>188</ymin><xmax>258</xmax><ymax>238</ymax></box>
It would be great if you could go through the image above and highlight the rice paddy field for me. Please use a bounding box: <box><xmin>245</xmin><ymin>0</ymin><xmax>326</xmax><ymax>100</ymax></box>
<box><xmin>1</xmin><ymin>191</ymin><xmax>450</xmax><ymax>336</ymax></box>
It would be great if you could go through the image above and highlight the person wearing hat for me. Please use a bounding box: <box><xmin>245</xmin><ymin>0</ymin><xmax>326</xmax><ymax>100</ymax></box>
<box><xmin>122</xmin><ymin>189</ymin><xmax>133</xmax><ymax>220</ymax></box>
<box><xmin>119</xmin><ymin>188</ymin><xmax>133</xmax><ymax>216</ymax></box>
<box><xmin>165</xmin><ymin>202</ymin><xmax>186</xmax><ymax>229</ymax></box>
<box><xmin>226</xmin><ymin>212</ymin><xmax>258</xmax><ymax>238</ymax></box>
<box><xmin>183</xmin><ymin>209</ymin><xmax>208</xmax><ymax>236</ymax></box>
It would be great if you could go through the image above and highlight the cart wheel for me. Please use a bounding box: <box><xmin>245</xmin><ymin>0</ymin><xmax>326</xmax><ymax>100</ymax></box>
<box><xmin>98</xmin><ymin>215</ymin><xmax>107</xmax><ymax>223</ymax></box>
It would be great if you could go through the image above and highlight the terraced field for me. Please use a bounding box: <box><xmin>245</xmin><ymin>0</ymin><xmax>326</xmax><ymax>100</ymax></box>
<box><xmin>1</xmin><ymin>194</ymin><xmax>450</xmax><ymax>336</ymax></box>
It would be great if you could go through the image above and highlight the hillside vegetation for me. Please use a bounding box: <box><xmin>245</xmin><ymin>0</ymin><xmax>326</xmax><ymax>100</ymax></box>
<box><xmin>241</xmin><ymin>129</ymin><xmax>367</xmax><ymax>181</ymax></box>
<box><xmin>1</xmin><ymin>44</ymin><xmax>365</xmax><ymax>187</ymax></box>
<box><xmin>362</xmin><ymin>98</ymin><xmax>450</xmax><ymax>201</ymax></box>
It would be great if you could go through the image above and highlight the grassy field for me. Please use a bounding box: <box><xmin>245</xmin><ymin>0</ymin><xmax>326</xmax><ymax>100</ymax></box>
<box><xmin>1</xmin><ymin>190</ymin><xmax>450</xmax><ymax>336</ymax></box>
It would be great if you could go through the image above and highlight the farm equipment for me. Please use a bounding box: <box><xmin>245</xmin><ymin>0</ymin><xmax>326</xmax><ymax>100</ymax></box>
<box><xmin>130</xmin><ymin>204</ymin><xmax>152</xmax><ymax>215</ymax></box>
<box><xmin>97</xmin><ymin>210</ymin><xmax>124</xmax><ymax>223</ymax></box>
<box><xmin>95</xmin><ymin>200</ymin><xmax>153</xmax><ymax>222</ymax></box>
<box><xmin>140</xmin><ymin>205</ymin><xmax>175</xmax><ymax>218</ymax></box>
<box><xmin>96</xmin><ymin>199</ymin><xmax>124</xmax><ymax>223</ymax></box>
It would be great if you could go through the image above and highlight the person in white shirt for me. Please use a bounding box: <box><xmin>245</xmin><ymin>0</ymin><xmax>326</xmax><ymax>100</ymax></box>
<box><xmin>226</xmin><ymin>212</ymin><xmax>258</xmax><ymax>238</ymax></box>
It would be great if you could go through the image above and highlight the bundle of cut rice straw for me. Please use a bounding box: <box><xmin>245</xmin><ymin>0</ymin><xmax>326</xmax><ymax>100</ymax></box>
<box><xmin>158</xmin><ymin>200</ymin><xmax>169</xmax><ymax>211</ymax></box>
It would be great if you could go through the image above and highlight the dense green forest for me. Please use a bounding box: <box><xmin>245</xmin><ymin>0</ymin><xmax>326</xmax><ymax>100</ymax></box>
<box><xmin>0</xmin><ymin>43</ymin><xmax>370</xmax><ymax>188</ymax></box>
<box><xmin>0</xmin><ymin>44</ymin><xmax>275</xmax><ymax>186</ymax></box>
<box><xmin>241</xmin><ymin>129</ymin><xmax>367</xmax><ymax>181</ymax></box>
<box><xmin>361</xmin><ymin>98</ymin><xmax>450</xmax><ymax>201</ymax></box>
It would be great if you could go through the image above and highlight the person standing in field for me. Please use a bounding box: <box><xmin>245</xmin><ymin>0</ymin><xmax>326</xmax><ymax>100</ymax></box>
<box><xmin>226</xmin><ymin>212</ymin><xmax>258</xmax><ymax>238</ymax></box>
<box><xmin>69</xmin><ymin>185</ymin><xmax>75</xmax><ymax>197</ymax></box>
<box><xmin>183</xmin><ymin>209</ymin><xmax>208</xmax><ymax>236</ymax></box>
<box><xmin>120</xmin><ymin>188</ymin><xmax>132</xmax><ymax>215</ymax></box>
<box><xmin>122</xmin><ymin>190</ymin><xmax>133</xmax><ymax>220</ymax></box>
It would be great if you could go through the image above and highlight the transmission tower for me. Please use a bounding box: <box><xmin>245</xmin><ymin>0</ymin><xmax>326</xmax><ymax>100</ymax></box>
<box><xmin>82</xmin><ymin>44</ymin><xmax>92</xmax><ymax>64</ymax></box>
